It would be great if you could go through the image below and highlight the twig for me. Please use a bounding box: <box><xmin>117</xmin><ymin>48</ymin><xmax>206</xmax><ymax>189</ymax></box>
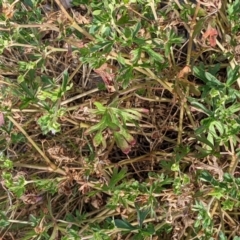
<box><xmin>60</xmin><ymin>88</ymin><xmax>99</xmax><ymax>105</ymax></box>
<box><xmin>54</xmin><ymin>0</ymin><xmax>94</xmax><ymax>41</ymax></box>
<box><xmin>7</xmin><ymin>116</ymin><xmax>66</xmax><ymax>175</ymax></box>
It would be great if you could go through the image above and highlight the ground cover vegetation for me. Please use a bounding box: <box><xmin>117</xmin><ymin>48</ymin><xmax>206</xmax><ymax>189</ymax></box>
<box><xmin>1</xmin><ymin>0</ymin><xmax>240</xmax><ymax>239</ymax></box>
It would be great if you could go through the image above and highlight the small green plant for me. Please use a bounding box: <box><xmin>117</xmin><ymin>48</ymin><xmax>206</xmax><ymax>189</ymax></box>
<box><xmin>192</xmin><ymin>200</ymin><xmax>214</xmax><ymax>239</ymax></box>
<box><xmin>188</xmin><ymin>65</ymin><xmax>240</xmax><ymax>152</ymax></box>
<box><xmin>1</xmin><ymin>170</ymin><xmax>63</xmax><ymax>198</ymax></box>
<box><xmin>85</xmin><ymin>101</ymin><xmax>148</xmax><ymax>153</ymax></box>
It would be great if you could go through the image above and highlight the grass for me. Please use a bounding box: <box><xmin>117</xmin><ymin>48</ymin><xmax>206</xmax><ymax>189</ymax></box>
<box><xmin>1</xmin><ymin>0</ymin><xmax>240</xmax><ymax>239</ymax></box>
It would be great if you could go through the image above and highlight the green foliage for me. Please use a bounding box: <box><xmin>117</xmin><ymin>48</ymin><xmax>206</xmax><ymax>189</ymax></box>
<box><xmin>37</xmin><ymin>107</ymin><xmax>66</xmax><ymax>134</ymax></box>
<box><xmin>199</xmin><ymin>171</ymin><xmax>240</xmax><ymax>211</ymax></box>
<box><xmin>192</xmin><ymin>201</ymin><xmax>213</xmax><ymax>238</ymax></box>
<box><xmin>85</xmin><ymin>101</ymin><xmax>148</xmax><ymax>153</ymax></box>
<box><xmin>227</xmin><ymin>0</ymin><xmax>240</xmax><ymax>33</ymax></box>
<box><xmin>0</xmin><ymin>154</ymin><xmax>13</xmax><ymax>169</ymax></box>
<box><xmin>2</xmin><ymin>172</ymin><xmax>26</xmax><ymax>198</ymax></box>
<box><xmin>189</xmin><ymin>65</ymin><xmax>240</xmax><ymax>151</ymax></box>
<box><xmin>114</xmin><ymin>206</ymin><xmax>155</xmax><ymax>238</ymax></box>
<box><xmin>1</xmin><ymin>0</ymin><xmax>240</xmax><ymax>239</ymax></box>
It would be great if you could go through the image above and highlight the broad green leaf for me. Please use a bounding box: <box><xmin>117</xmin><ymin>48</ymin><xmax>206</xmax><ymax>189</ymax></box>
<box><xmin>208</xmin><ymin>123</ymin><xmax>218</xmax><ymax>138</ymax></box>
<box><xmin>84</xmin><ymin>122</ymin><xmax>105</xmax><ymax>134</ymax></box>
<box><xmin>123</xmin><ymin>28</ymin><xmax>132</xmax><ymax>39</ymax></box>
<box><xmin>193</xmin><ymin>66</ymin><xmax>208</xmax><ymax>83</ymax></box>
<box><xmin>115</xmin><ymin>109</ymin><xmax>142</xmax><ymax>122</ymax></box>
<box><xmin>92</xmin><ymin>10</ymin><xmax>101</xmax><ymax>15</ymax></box>
<box><xmin>207</xmin><ymin>132</ymin><xmax>214</xmax><ymax>147</ymax></box>
<box><xmin>204</xmin><ymin>72</ymin><xmax>222</xmax><ymax>86</ymax></box>
<box><xmin>209</xmin><ymin>63</ymin><xmax>221</xmax><ymax>76</ymax></box>
<box><xmin>141</xmin><ymin>223</ymin><xmax>155</xmax><ymax>235</ymax></box>
<box><xmin>116</xmin><ymin>14</ymin><xmax>131</xmax><ymax>25</ymax></box>
<box><xmin>114</xmin><ymin>219</ymin><xmax>136</xmax><ymax>231</ymax></box>
<box><xmin>109</xmin><ymin>111</ymin><xmax>120</xmax><ymax>124</ymax></box>
<box><xmin>17</xmin><ymin>75</ymin><xmax>25</xmax><ymax>84</ymax></box>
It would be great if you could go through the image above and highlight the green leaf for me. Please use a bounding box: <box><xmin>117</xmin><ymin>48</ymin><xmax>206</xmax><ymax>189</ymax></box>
<box><xmin>92</xmin><ymin>10</ymin><xmax>102</xmax><ymax>15</ymax></box>
<box><xmin>218</xmin><ymin>231</ymin><xmax>227</xmax><ymax>240</ymax></box>
<box><xmin>136</xmin><ymin>207</ymin><xmax>150</xmax><ymax>228</ymax></box>
<box><xmin>199</xmin><ymin>170</ymin><xmax>216</xmax><ymax>185</ymax></box>
<box><xmin>143</xmin><ymin>47</ymin><xmax>164</xmax><ymax>63</ymax></box>
<box><xmin>23</xmin><ymin>0</ymin><xmax>34</xmax><ymax>7</ymax></box>
<box><xmin>132</xmin><ymin>22</ymin><xmax>141</xmax><ymax>38</ymax></box>
<box><xmin>94</xmin><ymin>102</ymin><xmax>106</xmax><ymax>112</ymax></box>
<box><xmin>108</xmin><ymin>122</ymin><xmax>120</xmax><ymax>131</ymax></box>
<box><xmin>194</xmin><ymin>135</ymin><xmax>214</xmax><ymax>149</ymax></box>
<box><xmin>124</xmin><ymin>108</ymin><xmax>143</xmax><ymax>118</ymax></box>
<box><xmin>226</xmin><ymin>66</ymin><xmax>240</xmax><ymax>86</ymax></box>
<box><xmin>123</xmin><ymin>28</ymin><xmax>132</xmax><ymax>39</ymax></box>
<box><xmin>171</xmin><ymin>163</ymin><xmax>179</xmax><ymax>171</ymax></box>
<box><xmin>90</xmin><ymin>41</ymin><xmax>113</xmax><ymax>53</ymax></box>
<box><xmin>204</xmin><ymin>72</ymin><xmax>222</xmax><ymax>86</ymax></box>
<box><xmin>193</xmin><ymin>66</ymin><xmax>208</xmax><ymax>83</ymax></box>
<box><xmin>109</xmin><ymin>167</ymin><xmax>127</xmax><ymax>189</ymax></box>
<box><xmin>17</xmin><ymin>75</ymin><xmax>25</xmax><ymax>84</ymax></box>
<box><xmin>131</xmin><ymin>48</ymin><xmax>141</xmax><ymax>63</ymax></box>
<box><xmin>0</xmin><ymin>212</ymin><xmax>9</xmax><ymax>227</ymax></box>
<box><xmin>115</xmin><ymin>109</ymin><xmax>142</xmax><ymax>122</ymax></box>
<box><xmin>61</xmin><ymin>70</ymin><xmax>69</xmax><ymax>92</ymax></box>
<box><xmin>117</xmin><ymin>54</ymin><xmax>126</xmax><ymax>65</ymax></box>
<box><xmin>93</xmin><ymin>131</ymin><xmax>103</xmax><ymax>147</ymax></box>
<box><xmin>85</xmin><ymin>117</ymin><xmax>107</xmax><ymax>134</ymax></box>
<box><xmin>228</xmin><ymin>103</ymin><xmax>240</xmax><ymax>114</ymax></box>
<box><xmin>211</xmin><ymin>121</ymin><xmax>224</xmax><ymax>136</ymax></box>
<box><xmin>222</xmin><ymin>199</ymin><xmax>234</xmax><ymax>211</ymax></box>
<box><xmin>188</xmin><ymin>98</ymin><xmax>212</xmax><ymax>116</ymax></box>
<box><xmin>117</xmin><ymin>66</ymin><xmax>133</xmax><ymax>89</ymax></box>
<box><xmin>114</xmin><ymin>219</ymin><xmax>136</xmax><ymax>231</ymax></box>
